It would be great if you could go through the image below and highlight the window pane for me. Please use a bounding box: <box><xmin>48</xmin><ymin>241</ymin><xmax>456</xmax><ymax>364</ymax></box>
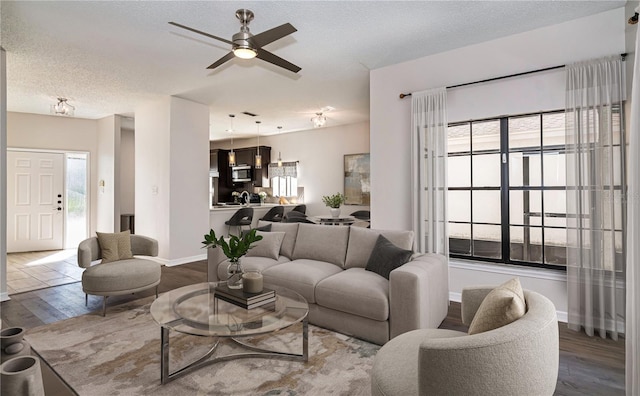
<box><xmin>509</xmin><ymin>153</ymin><xmax>541</xmax><ymax>186</ymax></box>
<box><xmin>544</xmin><ymin>227</ymin><xmax>567</xmax><ymax>265</ymax></box>
<box><xmin>542</xmin><ymin>112</ymin><xmax>565</xmax><ymax>147</ymax></box>
<box><xmin>471</xmin><ymin>120</ymin><xmax>500</xmax><ymax>152</ymax></box>
<box><xmin>510</xmin><ymin>190</ymin><xmax>541</xmax><ymax>226</ymax></box>
<box><xmin>472</xmin><ymin>154</ymin><xmax>500</xmax><ymax>187</ymax></box>
<box><xmin>448</xmin><ymin>124</ymin><xmax>470</xmax><ymax>153</ymax></box>
<box><xmin>510</xmin><ymin>226</ymin><xmax>543</xmax><ymax>263</ymax></box>
<box><xmin>543</xmin><ymin>152</ymin><xmax>565</xmax><ymax>186</ymax></box>
<box><xmin>544</xmin><ymin>190</ymin><xmax>566</xmax><ymax>227</ymax></box>
<box><xmin>472</xmin><ymin>191</ymin><xmax>501</xmax><ymax>224</ymax></box>
<box><xmin>473</xmin><ymin>224</ymin><xmax>501</xmax><ymax>259</ymax></box>
<box><xmin>448</xmin><ymin>156</ymin><xmax>470</xmax><ymax>187</ymax></box>
<box><xmin>449</xmin><ymin>223</ymin><xmax>471</xmax><ymax>255</ymax></box>
<box><xmin>448</xmin><ymin>191</ymin><xmax>470</xmax><ymax>222</ymax></box>
<box><xmin>509</xmin><ymin>115</ymin><xmax>540</xmax><ymax>149</ymax></box>
<box><xmin>66</xmin><ymin>154</ymin><xmax>88</xmax><ymax>247</ymax></box>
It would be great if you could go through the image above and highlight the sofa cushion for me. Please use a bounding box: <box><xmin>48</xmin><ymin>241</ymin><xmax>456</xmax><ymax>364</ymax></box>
<box><xmin>365</xmin><ymin>235</ymin><xmax>413</xmax><ymax>279</ymax></box>
<box><xmin>316</xmin><ymin>268</ymin><xmax>389</xmax><ymax>321</ymax></box>
<box><xmin>246</xmin><ymin>231</ymin><xmax>285</xmax><ymax>260</ymax></box>
<box><xmin>468</xmin><ymin>277</ymin><xmax>526</xmax><ymax>335</ymax></box>
<box><xmin>217</xmin><ymin>255</ymin><xmax>290</xmax><ymax>281</ymax></box>
<box><xmin>262</xmin><ymin>259</ymin><xmax>343</xmax><ymax>303</ymax></box>
<box><xmin>292</xmin><ymin>223</ymin><xmax>350</xmax><ymax>267</ymax></box>
<box><xmin>258</xmin><ymin>221</ymin><xmax>299</xmax><ymax>259</ymax></box>
<box><xmin>345</xmin><ymin>227</ymin><xmax>414</xmax><ymax>269</ymax></box>
<box><xmin>96</xmin><ymin>230</ymin><xmax>133</xmax><ymax>263</ymax></box>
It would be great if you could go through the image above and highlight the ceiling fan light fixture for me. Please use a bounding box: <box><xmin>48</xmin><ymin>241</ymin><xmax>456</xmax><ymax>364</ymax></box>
<box><xmin>311</xmin><ymin>112</ymin><xmax>327</xmax><ymax>128</ymax></box>
<box><xmin>233</xmin><ymin>46</ymin><xmax>257</xmax><ymax>59</ymax></box>
<box><xmin>50</xmin><ymin>98</ymin><xmax>75</xmax><ymax>116</ymax></box>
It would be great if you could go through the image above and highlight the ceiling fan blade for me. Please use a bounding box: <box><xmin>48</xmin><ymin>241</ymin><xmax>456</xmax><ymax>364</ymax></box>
<box><xmin>169</xmin><ymin>22</ymin><xmax>234</xmax><ymax>46</ymax></box>
<box><xmin>256</xmin><ymin>48</ymin><xmax>301</xmax><ymax>73</ymax></box>
<box><xmin>250</xmin><ymin>23</ymin><xmax>297</xmax><ymax>48</ymax></box>
<box><xmin>207</xmin><ymin>52</ymin><xmax>235</xmax><ymax>70</ymax></box>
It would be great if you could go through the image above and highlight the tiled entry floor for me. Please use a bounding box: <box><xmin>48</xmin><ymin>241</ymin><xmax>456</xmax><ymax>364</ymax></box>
<box><xmin>7</xmin><ymin>250</ymin><xmax>83</xmax><ymax>294</ymax></box>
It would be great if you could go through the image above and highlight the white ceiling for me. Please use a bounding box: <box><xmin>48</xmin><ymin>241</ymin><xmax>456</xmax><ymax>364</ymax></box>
<box><xmin>1</xmin><ymin>1</ymin><xmax>624</xmax><ymax>140</ymax></box>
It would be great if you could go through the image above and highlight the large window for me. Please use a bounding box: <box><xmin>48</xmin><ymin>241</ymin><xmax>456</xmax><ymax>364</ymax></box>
<box><xmin>447</xmin><ymin>110</ymin><xmax>624</xmax><ymax>270</ymax></box>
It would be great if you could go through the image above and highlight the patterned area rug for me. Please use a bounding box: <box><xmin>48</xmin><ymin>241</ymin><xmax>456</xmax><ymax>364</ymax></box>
<box><xmin>25</xmin><ymin>297</ymin><xmax>379</xmax><ymax>396</ymax></box>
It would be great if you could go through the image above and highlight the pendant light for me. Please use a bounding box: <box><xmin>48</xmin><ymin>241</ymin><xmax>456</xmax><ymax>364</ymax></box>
<box><xmin>255</xmin><ymin>121</ymin><xmax>262</xmax><ymax>169</ymax></box>
<box><xmin>227</xmin><ymin>115</ymin><xmax>236</xmax><ymax>167</ymax></box>
<box><xmin>277</xmin><ymin>126</ymin><xmax>283</xmax><ymax>167</ymax></box>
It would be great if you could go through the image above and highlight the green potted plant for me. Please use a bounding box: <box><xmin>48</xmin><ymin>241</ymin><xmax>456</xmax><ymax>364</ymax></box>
<box><xmin>202</xmin><ymin>229</ymin><xmax>263</xmax><ymax>289</ymax></box>
<box><xmin>322</xmin><ymin>192</ymin><xmax>346</xmax><ymax>218</ymax></box>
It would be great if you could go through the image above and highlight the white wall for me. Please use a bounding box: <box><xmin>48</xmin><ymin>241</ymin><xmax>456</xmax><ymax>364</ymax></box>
<box><xmin>96</xmin><ymin>115</ymin><xmax>121</xmax><ymax>232</ymax></box>
<box><xmin>214</xmin><ymin>122</ymin><xmax>371</xmax><ymax>216</ymax></box>
<box><xmin>7</xmin><ymin>112</ymin><xmax>100</xmax><ymax>237</ymax></box>
<box><xmin>1</xmin><ymin>48</ymin><xmax>8</xmax><ymax>301</ymax></box>
<box><xmin>120</xmin><ymin>128</ymin><xmax>135</xmax><ymax>215</ymax></box>
<box><xmin>370</xmin><ymin>7</ymin><xmax>626</xmax><ymax>316</ymax></box>
<box><xmin>135</xmin><ymin>96</ymin><xmax>209</xmax><ymax>264</ymax></box>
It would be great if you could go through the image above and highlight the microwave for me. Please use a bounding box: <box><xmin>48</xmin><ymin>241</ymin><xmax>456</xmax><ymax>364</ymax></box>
<box><xmin>231</xmin><ymin>165</ymin><xmax>252</xmax><ymax>182</ymax></box>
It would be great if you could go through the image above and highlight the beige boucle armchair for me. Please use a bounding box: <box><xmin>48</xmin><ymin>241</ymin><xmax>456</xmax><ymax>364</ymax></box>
<box><xmin>371</xmin><ymin>287</ymin><xmax>559</xmax><ymax>396</ymax></box>
<box><xmin>77</xmin><ymin>234</ymin><xmax>161</xmax><ymax>316</ymax></box>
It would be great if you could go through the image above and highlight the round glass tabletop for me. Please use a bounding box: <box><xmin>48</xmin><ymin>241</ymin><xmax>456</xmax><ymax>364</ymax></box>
<box><xmin>150</xmin><ymin>282</ymin><xmax>308</xmax><ymax>338</ymax></box>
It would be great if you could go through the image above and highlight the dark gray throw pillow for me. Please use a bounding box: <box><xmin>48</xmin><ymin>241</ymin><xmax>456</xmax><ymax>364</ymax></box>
<box><xmin>365</xmin><ymin>234</ymin><xmax>413</xmax><ymax>279</ymax></box>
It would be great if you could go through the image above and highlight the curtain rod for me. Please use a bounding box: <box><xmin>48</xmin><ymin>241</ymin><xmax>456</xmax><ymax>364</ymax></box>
<box><xmin>399</xmin><ymin>53</ymin><xmax>628</xmax><ymax>99</ymax></box>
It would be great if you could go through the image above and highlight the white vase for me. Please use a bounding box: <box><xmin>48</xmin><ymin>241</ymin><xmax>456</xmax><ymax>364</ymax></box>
<box><xmin>330</xmin><ymin>207</ymin><xmax>341</xmax><ymax>218</ymax></box>
<box><xmin>1</xmin><ymin>356</ymin><xmax>45</xmax><ymax>396</ymax></box>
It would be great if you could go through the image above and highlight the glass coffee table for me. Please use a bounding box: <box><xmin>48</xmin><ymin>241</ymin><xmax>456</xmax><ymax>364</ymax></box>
<box><xmin>150</xmin><ymin>282</ymin><xmax>309</xmax><ymax>384</ymax></box>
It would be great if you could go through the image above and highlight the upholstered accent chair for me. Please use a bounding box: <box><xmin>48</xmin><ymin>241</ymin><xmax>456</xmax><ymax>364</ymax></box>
<box><xmin>77</xmin><ymin>234</ymin><xmax>161</xmax><ymax>316</ymax></box>
<box><xmin>371</xmin><ymin>287</ymin><xmax>559</xmax><ymax>396</ymax></box>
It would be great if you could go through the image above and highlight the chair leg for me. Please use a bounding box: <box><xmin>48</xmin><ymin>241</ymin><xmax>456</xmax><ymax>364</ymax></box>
<box><xmin>155</xmin><ymin>285</ymin><xmax>159</xmax><ymax>299</ymax></box>
<box><xmin>102</xmin><ymin>296</ymin><xmax>108</xmax><ymax>317</ymax></box>
<box><xmin>85</xmin><ymin>293</ymin><xmax>88</xmax><ymax>306</ymax></box>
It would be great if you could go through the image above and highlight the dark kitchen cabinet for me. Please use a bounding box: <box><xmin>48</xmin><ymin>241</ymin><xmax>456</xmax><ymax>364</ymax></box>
<box><xmin>211</xmin><ymin>146</ymin><xmax>271</xmax><ymax>196</ymax></box>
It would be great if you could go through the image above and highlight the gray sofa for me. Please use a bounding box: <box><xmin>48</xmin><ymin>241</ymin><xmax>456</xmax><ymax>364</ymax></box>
<box><xmin>370</xmin><ymin>287</ymin><xmax>559</xmax><ymax>395</ymax></box>
<box><xmin>207</xmin><ymin>222</ymin><xmax>449</xmax><ymax>345</ymax></box>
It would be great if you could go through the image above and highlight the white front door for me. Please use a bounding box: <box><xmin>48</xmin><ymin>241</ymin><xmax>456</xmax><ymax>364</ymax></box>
<box><xmin>7</xmin><ymin>150</ymin><xmax>65</xmax><ymax>252</ymax></box>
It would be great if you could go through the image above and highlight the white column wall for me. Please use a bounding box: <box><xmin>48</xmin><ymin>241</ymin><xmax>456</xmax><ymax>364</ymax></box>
<box><xmin>96</xmin><ymin>115</ymin><xmax>121</xmax><ymax>232</ymax></box>
<box><xmin>370</xmin><ymin>7</ymin><xmax>626</xmax><ymax>315</ymax></box>
<box><xmin>135</xmin><ymin>96</ymin><xmax>209</xmax><ymax>264</ymax></box>
<box><xmin>1</xmin><ymin>48</ymin><xmax>8</xmax><ymax>302</ymax></box>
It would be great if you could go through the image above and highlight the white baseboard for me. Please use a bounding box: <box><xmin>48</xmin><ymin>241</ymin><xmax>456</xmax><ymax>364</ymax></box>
<box><xmin>0</xmin><ymin>292</ymin><xmax>10</xmax><ymax>302</ymax></box>
<box><xmin>157</xmin><ymin>254</ymin><xmax>207</xmax><ymax>267</ymax></box>
<box><xmin>449</xmin><ymin>291</ymin><xmax>568</xmax><ymax>323</ymax></box>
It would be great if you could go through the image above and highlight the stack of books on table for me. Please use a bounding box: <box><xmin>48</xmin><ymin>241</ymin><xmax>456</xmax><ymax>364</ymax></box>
<box><xmin>214</xmin><ymin>284</ymin><xmax>276</xmax><ymax>309</ymax></box>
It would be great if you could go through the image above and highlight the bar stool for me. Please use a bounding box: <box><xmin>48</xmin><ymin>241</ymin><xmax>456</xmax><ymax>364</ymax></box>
<box><xmin>291</xmin><ymin>204</ymin><xmax>306</xmax><ymax>214</ymax></box>
<box><xmin>225</xmin><ymin>207</ymin><xmax>254</xmax><ymax>236</ymax></box>
<box><xmin>261</xmin><ymin>206</ymin><xmax>284</xmax><ymax>222</ymax></box>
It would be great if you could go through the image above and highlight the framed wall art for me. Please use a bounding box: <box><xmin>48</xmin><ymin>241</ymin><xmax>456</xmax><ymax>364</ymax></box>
<box><xmin>344</xmin><ymin>153</ymin><xmax>370</xmax><ymax>205</ymax></box>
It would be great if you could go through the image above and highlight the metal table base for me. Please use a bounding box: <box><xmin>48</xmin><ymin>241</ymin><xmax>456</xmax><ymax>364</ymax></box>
<box><xmin>160</xmin><ymin>316</ymin><xmax>309</xmax><ymax>384</ymax></box>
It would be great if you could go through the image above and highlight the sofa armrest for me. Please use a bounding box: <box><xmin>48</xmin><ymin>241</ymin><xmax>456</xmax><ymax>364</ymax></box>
<box><xmin>460</xmin><ymin>286</ymin><xmax>494</xmax><ymax>326</ymax></box>
<box><xmin>389</xmin><ymin>253</ymin><xmax>449</xmax><ymax>338</ymax></box>
<box><xmin>207</xmin><ymin>247</ymin><xmax>227</xmax><ymax>282</ymax></box>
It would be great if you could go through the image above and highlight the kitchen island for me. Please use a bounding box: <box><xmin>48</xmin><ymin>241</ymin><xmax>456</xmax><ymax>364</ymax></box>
<box><xmin>209</xmin><ymin>204</ymin><xmax>299</xmax><ymax>237</ymax></box>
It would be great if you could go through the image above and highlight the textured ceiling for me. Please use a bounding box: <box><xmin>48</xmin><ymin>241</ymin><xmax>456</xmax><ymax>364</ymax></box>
<box><xmin>1</xmin><ymin>1</ymin><xmax>624</xmax><ymax>140</ymax></box>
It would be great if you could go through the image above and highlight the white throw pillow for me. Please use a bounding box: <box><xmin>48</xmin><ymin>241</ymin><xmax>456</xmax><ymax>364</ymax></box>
<box><xmin>245</xmin><ymin>231</ymin><xmax>285</xmax><ymax>260</ymax></box>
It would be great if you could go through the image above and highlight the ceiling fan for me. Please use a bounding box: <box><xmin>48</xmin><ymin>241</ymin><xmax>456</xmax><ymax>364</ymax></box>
<box><xmin>169</xmin><ymin>9</ymin><xmax>301</xmax><ymax>73</ymax></box>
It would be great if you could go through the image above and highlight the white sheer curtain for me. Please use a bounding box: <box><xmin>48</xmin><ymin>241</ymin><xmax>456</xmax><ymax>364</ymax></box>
<box><xmin>627</xmin><ymin>16</ymin><xmax>640</xmax><ymax>395</ymax></box>
<box><xmin>566</xmin><ymin>56</ymin><xmax>626</xmax><ymax>340</ymax></box>
<box><xmin>411</xmin><ymin>88</ymin><xmax>448</xmax><ymax>255</ymax></box>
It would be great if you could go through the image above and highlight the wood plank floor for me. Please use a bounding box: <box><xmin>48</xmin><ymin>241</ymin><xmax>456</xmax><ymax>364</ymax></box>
<box><xmin>1</xmin><ymin>260</ymin><xmax>625</xmax><ymax>395</ymax></box>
